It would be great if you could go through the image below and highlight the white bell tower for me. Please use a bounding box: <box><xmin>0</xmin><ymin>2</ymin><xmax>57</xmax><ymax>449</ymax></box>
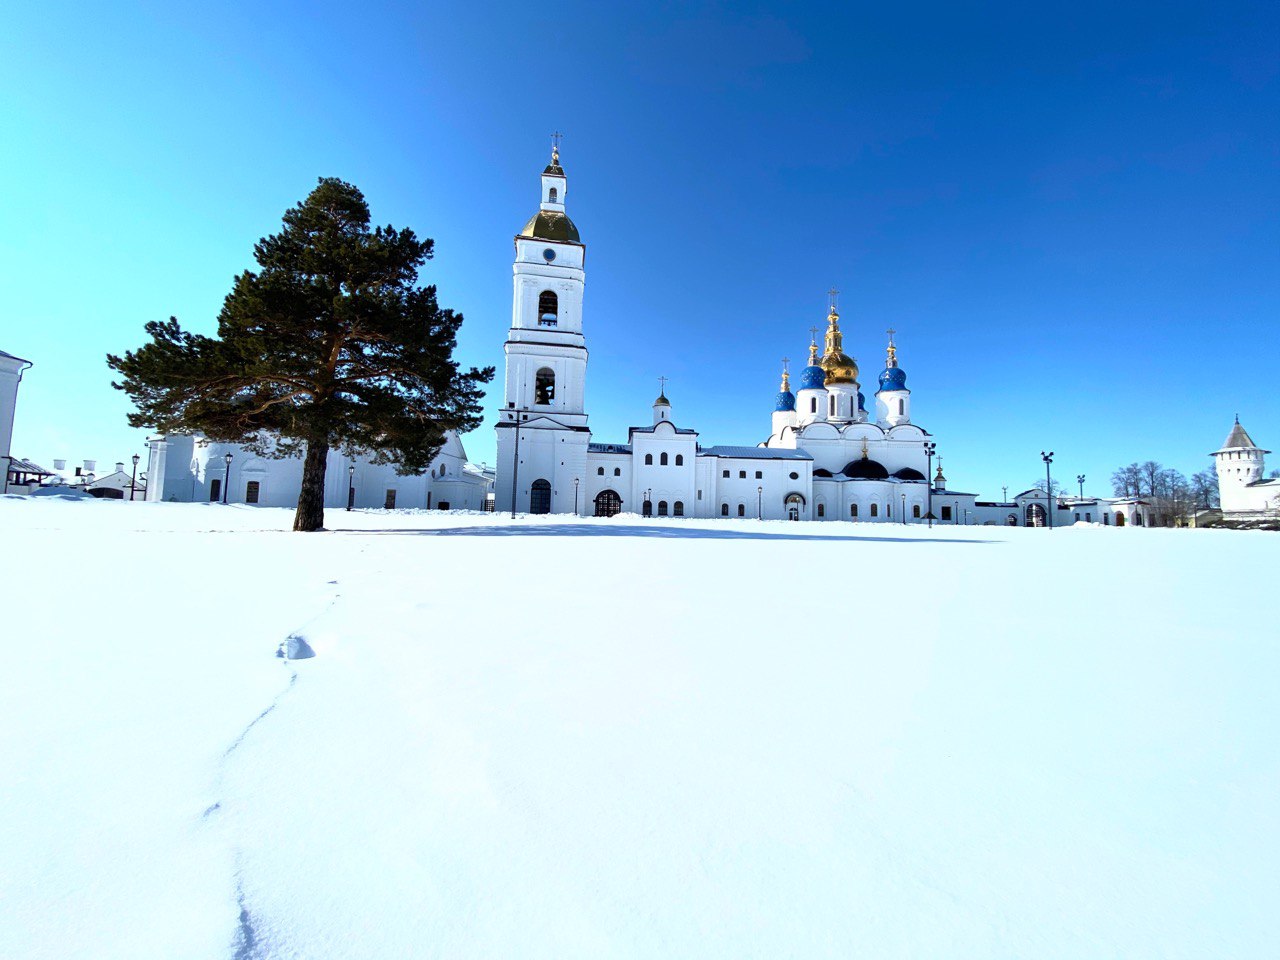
<box><xmin>495</xmin><ymin>136</ymin><xmax>592</xmax><ymax>515</ymax></box>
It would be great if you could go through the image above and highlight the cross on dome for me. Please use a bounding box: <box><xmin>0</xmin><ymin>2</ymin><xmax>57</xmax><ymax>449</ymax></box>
<box><xmin>551</xmin><ymin>130</ymin><xmax>563</xmax><ymax>163</ymax></box>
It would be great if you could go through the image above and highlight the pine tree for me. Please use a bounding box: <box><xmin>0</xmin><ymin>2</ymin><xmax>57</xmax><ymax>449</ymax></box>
<box><xmin>108</xmin><ymin>178</ymin><xmax>493</xmax><ymax>531</ymax></box>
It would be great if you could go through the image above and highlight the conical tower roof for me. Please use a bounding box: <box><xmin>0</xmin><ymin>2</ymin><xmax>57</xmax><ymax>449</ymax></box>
<box><xmin>1222</xmin><ymin>417</ymin><xmax>1258</xmax><ymax>450</ymax></box>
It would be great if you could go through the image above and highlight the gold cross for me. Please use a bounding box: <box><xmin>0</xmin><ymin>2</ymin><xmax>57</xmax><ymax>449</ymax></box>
<box><xmin>828</xmin><ymin>287</ymin><xmax>839</xmax><ymax>312</ymax></box>
<box><xmin>551</xmin><ymin>131</ymin><xmax>563</xmax><ymax>160</ymax></box>
<box><xmin>781</xmin><ymin>356</ymin><xmax>790</xmax><ymax>373</ymax></box>
<box><xmin>657</xmin><ymin>375</ymin><xmax>668</xmax><ymax>393</ymax></box>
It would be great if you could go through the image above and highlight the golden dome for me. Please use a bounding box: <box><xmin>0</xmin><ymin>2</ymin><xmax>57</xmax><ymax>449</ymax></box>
<box><xmin>820</xmin><ymin>306</ymin><xmax>858</xmax><ymax>384</ymax></box>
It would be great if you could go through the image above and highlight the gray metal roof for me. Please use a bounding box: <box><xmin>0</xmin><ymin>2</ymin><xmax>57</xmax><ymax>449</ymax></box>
<box><xmin>588</xmin><ymin>443</ymin><xmax>632</xmax><ymax>454</ymax></box>
<box><xmin>698</xmin><ymin>446</ymin><xmax>813</xmax><ymax>460</ymax></box>
<box><xmin>1221</xmin><ymin>418</ymin><xmax>1262</xmax><ymax>450</ymax></box>
<box><xmin>0</xmin><ymin>348</ymin><xmax>32</xmax><ymax>364</ymax></box>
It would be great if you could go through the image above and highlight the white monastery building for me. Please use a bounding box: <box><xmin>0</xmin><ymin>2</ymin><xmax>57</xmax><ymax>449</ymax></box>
<box><xmin>495</xmin><ymin>144</ymin><xmax>1155</xmax><ymax>526</ymax></box>
<box><xmin>142</xmin><ymin>431</ymin><xmax>492</xmax><ymax>511</ymax></box>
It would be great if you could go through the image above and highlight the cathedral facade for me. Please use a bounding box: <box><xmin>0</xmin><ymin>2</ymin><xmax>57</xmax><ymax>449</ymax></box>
<box><xmin>495</xmin><ymin>147</ymin><xmax>936</xmax><ymax>523</ymax></box>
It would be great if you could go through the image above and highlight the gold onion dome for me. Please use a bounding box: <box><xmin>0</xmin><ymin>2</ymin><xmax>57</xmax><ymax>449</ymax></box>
<box><xmin>820</xmin><ymin>306</ymin><xmax>858</xmax><ymax>384</ymax></box>
<box><xmin>520</xmin><ymin>211</ymin><xmax>580</xmax><ymax>243</ymax></box>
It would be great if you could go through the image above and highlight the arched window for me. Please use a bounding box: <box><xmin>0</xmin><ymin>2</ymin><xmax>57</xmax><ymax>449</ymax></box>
<box><xmin>530</xmin><ymin>479</ymin><xmax>551</xmax><ymax>515</ymax></box>
<box><xmin>644</xmin><ymin>454</ymin><xmax>653</xmax><ymax>465</ymax></box>
<box><xmin>673</xmin><ymin>501</ymin><xmax>684</xmax><ymax>516</ymax></box>
<box><xmin>870</xmin><ymin>503</ymin><xmax>878</xmax><ymax>517</ymax></box>
<box><xmin>810</xmin><ymin>398</ymin><xmax>817</xmax><ymax>413</ymax></box>
<box><xmin>913</xmin><ymin>504</ymin><xmax>921</xmax><ymax>518</ymax></box>
<box><xmin>660</xmin><ymin>452</ymin><xmax>668</xmax><ymax>466</ymax></box>
<box><xmin>614</xmin><ymin>467</ymin><xmax>621</xmax><ymax>476</ymax></box>
<box><xmin>658</xmin><ymin>500</ymin><xmax>668</xmax><ymax>516</ymax></box>
<box><xmin>675</xmin><ymin>454</ymin><xmax>683</xmax><ymax>466</ymax></box>
<box><xmin>851</xmin><ymin>504</ymin><xmax>858</xmax><ymax>518</ymax></box>
<box><xmin>898</xmin><ymin>398</ymin><xmax>905</xmax><ymax>415</ymax></box>
<box><xmin>642</xmin><ymin>500</ymin><xmax>653</xmax><ymax>517</ymax></box>
<box><xmin>829</xmin><ymin>395</ymin><xmax>835</xmax><ymax>416</ymax></box>
<box><xmin>537</xmin><ymin>290</ymin><xmax>558</xmax><ymax>326</ymax></box>
<box><xmin>534</xmin><ymin>367</ymin><xmax>555</xmax><ymax>405</ymax></box>
<box><xmin>817</xmin><ymin>503</ymin><xmax>825</xmax><ymax>518</ymax></box>
<box><xmin>548</xmin><ymin>186</ymin><xmax>558</xmax><ymax>202</ymax></box>
<box><xmin>597</xmin><ymin>467</ymin><xmax>604</xmax><ymax>476</ymax></box>
<box><xmin>721</xmin><ymin>503</ymin><xmax>729</xmax><ymax>516</ymax></box>
<box><xmin>737</xmin><ymin>503</ymin><xmax>746</xmax><ymax>517</ymax></box>
<box><xmin>594</xmin><ymin>490</ymin><xmax>621</xmax><ymax>517</ymax></box>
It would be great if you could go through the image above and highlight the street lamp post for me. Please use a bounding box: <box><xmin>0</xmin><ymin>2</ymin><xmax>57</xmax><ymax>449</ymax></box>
<box><xmin>757</xmin><ymin>485</ymin><xmax>763</xmax><ymax>520</ymax></box>
<box><xmin>130</xmin><ymin>454</ymin><xmax>140</xmax><ymax>501</ymax></box>
<box><xmin>222</xmin><ymin>453</ymin><xmax>232</xmax><ymax>504</ymax></box>
<box><xmin>1041</xmin><ymin>451</ymin><xmax>1055</xmax><ymax>529</ymax></box>
<box><xmin>1002</xmin><ymin>485</ymin><xmax>1008</xmax><ymax>503</ymax></box>
<box><xmin>901</xmin><ymin>493</ymin><xmax>906</xmax><ymax>525</ymax></box>
<box><xmin>347</xmin><ymin>463</ymin><xmax>355</xmax><ymax>511</ymax></box>
<box><xmin>509</xmin><ymin>408</ymin><xmax>524</xmax><ymax>520</ymax></box>
<box><xmin>1077</xmin><ymin>474</ymin><xmax>1086</xmax><ymax>500</ymax></box>
<box><xmin>645</xmin><ymin>488</ymin><xmax>651</xmax><ymax>517</ymax></box>
<box><xmin>574</xmin><ymin>477</ymin><xmax>580</xmax><ymax>516</ymax></box>
<box><xmin>923</xmin><ymin>441</ymin><xmax>937</xmax><ymax>528</ymax></box>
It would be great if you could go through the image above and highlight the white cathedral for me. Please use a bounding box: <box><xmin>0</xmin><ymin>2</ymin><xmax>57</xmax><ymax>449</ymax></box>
<box><xmin>497</xmin><ymin>144</ymin><xmax>941</xmax><ymax>523</ymax></box>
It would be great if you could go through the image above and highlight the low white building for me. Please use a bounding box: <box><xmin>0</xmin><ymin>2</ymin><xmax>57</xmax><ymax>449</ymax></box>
<box><xmin>1</xmin><ymin>348</ymin><xmax>33</xmax><ymax>494</ymax></box>
<box><xmin>143</xmin><ymin>431</ymin><xmax>493</xmax><ymax>512</ymax></box>
<box><xmin>1214</xmin><ymin>418</ymin><xmax>1279</xmax><ymax>521</ymax></box>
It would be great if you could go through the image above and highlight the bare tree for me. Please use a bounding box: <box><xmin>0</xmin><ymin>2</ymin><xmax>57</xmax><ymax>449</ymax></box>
<box><xmin>1191</xmin><ymin>469</ymin><xmax>1220</xmax><ymax>509</ymax></box>
<box><xmin>1111</xmin><ymin>462</ymin><xmax>1142</xmax><ymax>497</ymax></box>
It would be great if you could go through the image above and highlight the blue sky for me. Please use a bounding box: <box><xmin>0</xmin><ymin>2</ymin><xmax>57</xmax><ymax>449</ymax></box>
<box><xmin>3</xmin><ymin>1</ymin><xmax>1276</xmax><ymax>496</ymax></box>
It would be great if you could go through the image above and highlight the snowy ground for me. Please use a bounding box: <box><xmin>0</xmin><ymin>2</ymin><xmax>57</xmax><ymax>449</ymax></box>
<box><xmin>1</xmin><ymin>497</ymin><xmax>1277</xmax><ymax>959</ymax></box>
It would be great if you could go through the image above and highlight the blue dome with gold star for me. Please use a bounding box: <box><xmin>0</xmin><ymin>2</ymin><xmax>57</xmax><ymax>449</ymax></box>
<box><xmin>798</xmin><ymin>364</ymin><xmax>826</xmax><ymax>390</ymax></box>
<box><xmin>878</xmin><ymin>366</ymin><xmax>907</xmax><ymax>392</ymax></box>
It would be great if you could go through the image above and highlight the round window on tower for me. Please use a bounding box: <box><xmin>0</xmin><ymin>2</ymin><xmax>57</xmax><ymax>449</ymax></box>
<box><xmin>543</xmin><ymin>248</ymin><xmax>556</xmax><ymax>262</ymax></box>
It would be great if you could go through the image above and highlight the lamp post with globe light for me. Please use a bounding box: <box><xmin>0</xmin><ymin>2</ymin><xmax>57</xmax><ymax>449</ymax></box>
<box><xmin>130</xmin><ymin>454</ymin><xmax>140</xmax><ymax>501</ymax></box>
<box><xmin>347</xmin><ymin>463</ymin><xmax>355</xmax><ymax>511</ymax></box>
<box><xmin>223</xmin><ymin>453</ymin><xmax>232</xmax><ymax>504</ymax></box>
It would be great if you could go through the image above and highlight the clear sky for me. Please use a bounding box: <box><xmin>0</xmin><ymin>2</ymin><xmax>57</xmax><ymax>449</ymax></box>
<box><xmin>3</xmin><ymin>1</ymin><xmax>1276</xmax><ymax>497</ymax></box>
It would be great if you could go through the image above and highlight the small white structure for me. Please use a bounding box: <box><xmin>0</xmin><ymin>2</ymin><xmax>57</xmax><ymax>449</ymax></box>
<box><xmin>0</xmin><ymin>348</ymin><xmax>33</xmax><ymax>494</ymax></box>
<box><xmin>1213</xmin><ymin>418</ymin><xmax>1279</xmax><ymax>521</ymax></box>
<box><xmin>144</xmin><ymin>431</ymin><xmax>492</xmax><ymax>511</ymax></box>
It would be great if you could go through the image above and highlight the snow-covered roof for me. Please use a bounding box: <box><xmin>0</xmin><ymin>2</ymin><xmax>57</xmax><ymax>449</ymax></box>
<box><xmin>698</xmin><ymin>446</ymin><xmax>813</xmax><ymax>460</ymax></box>
<box><xmin>6</xmin><ymin>458</ymin><xmax>52</xmax><ymax>475</ymax></box>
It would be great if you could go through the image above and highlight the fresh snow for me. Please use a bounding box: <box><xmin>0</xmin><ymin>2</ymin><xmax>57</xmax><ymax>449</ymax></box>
<box><xmin>1</xmin><ymin>497</ymin><xmax>1277</xmax><ymax>959</ymax></box>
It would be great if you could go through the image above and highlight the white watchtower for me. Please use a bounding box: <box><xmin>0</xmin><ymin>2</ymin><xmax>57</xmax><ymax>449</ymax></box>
<box><xmin>1213</xmin><ymin>416</ymin><xmax>1270</xmax><ymax>514</ymax></box>
<box><xmin>494</xmin><ymin>137</ymin><xmax>591</xmax><ymax>515</ymax></box>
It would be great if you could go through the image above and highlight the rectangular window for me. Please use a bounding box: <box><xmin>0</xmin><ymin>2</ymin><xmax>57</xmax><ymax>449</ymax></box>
<box><xmin>722</xmin><ymin>470</ymin><xmax>729</xmax><ymax>478</ymax></box>
<box><xmin>739</xmin><ymin>471</ymin><xmax>746</xmax><ymax>479</ymax></box>
<box><xmin>209</xmin><ymin>478</ymin><xmax>221</xmax><ymax>502</ymax></box>
<box><xmin>245</xmin><ymin>480</ymin><xmax>260</xmax><ymax>504</ymax></box>
<box><xmin>755</xmin><ymin>471</ymin><xmax>762</xmax><ymax>479</ymax></box>
<box><xmin>941</xmin><ymin>505</ymin><xmax>952</xmax><ymax>521</ymax></box>
<box><xmin>384</xmin><ymin>489</ymin><xmax>397</xmax><ymax>509</ymax></box>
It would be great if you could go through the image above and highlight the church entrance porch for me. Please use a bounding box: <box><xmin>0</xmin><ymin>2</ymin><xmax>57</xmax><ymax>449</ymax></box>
<box><xmin>784</xmin><ymin>492</ymin><xmax>805</xmax><ymax>521</ymax></box>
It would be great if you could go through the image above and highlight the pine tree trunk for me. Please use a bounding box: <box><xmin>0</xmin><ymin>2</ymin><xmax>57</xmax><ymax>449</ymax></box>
<box><xmin>293</xmin><ymin>438</ymin><xmax>329</xmax><ymax>532</ymax></box>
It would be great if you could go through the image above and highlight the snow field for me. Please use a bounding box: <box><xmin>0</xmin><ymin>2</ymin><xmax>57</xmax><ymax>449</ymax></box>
<box><xmin>1</xmin><ymin>497</ymin><xmax>1277</xmax><ymax>958</ymax></box>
